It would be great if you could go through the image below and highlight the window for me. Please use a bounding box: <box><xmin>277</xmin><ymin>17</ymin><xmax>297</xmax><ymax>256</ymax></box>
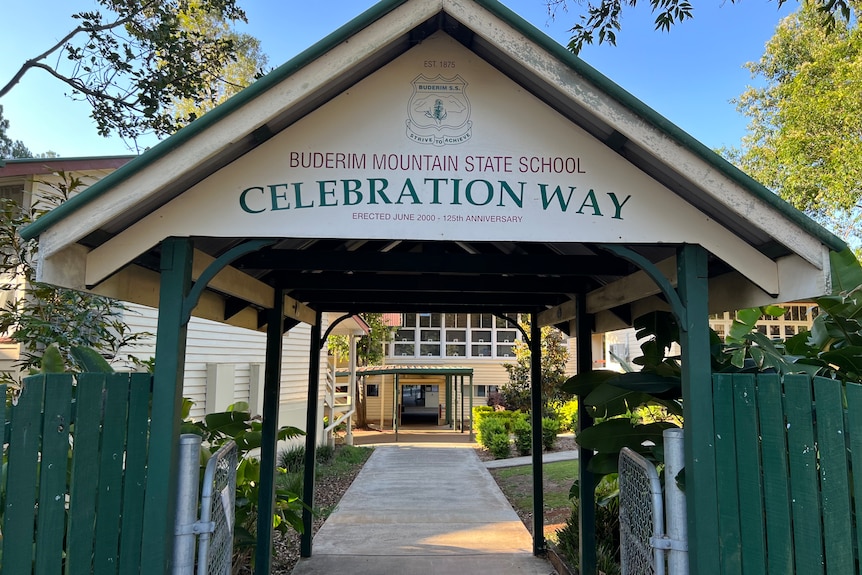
<box><xmin>366</xmin><ymin>384</ymin><xmax>379</xmax><ymax>397</ymax></box>
<box><xmin>387</xmin><ymin>312</ymin><xmax>522</xmax><ymax>359</ymax></box>
<box><xmin>477</xmin><ymin>385</ymin><xmax>499</xmax><ymax>397</ymax></box>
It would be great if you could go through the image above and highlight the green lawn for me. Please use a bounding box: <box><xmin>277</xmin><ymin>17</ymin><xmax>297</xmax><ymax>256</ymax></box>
<box><xmin>490</xmin><ymin>459</ymin><xmax>579</xmax><ymax>511</ymax></box>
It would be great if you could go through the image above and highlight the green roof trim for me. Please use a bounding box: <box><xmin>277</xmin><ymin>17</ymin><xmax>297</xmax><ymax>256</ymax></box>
<box><xmin>0</xmin><ymin>155</ymin><xmax>136</xmax><ymax>165</ymax></box>
<box><xmin>471</xmin><ymin>0</ymin><xmax>846</xmax><ymax>253</ymax></box>
<box><xmin>335</xmin><ymin>365</ymin><xmax>474</xmax><ymax>377</ymax></box>
<box><xmin>21</xmin><ymin>0</ymin><xmax>846</xmax><ymax>253</ymax></box>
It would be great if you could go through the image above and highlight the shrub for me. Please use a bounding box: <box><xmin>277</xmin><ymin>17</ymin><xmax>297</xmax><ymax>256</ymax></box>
<box><xmin>472</xmin><ymin>405</ymin><xmax>496</xmax><ymax>443</ymax></box>
<box><xmin>556</xmin><ymin>476</ymin><xmax>621</xmax><ymax>574</ymax></box>
<box><xmin>513</xmin><ymin>415</ymin><xmax>532</xmax><ymax>456</ymax></box>
<box><xmin>477</xmin><ymin>416</ymin><xmax>507</xmax><ymax>450</ymax></box>
<box><xmin>542</xmin><ymin>417</ymin><xmax>561</xmax><ymax>451</ymax></box>
<box><xmin>474</xmin><ymin>407</ymin><xmax>522</xmax><ymax>445</ymax></box>
<box><xmin>316</xmin><ymin>443</ymin><xmax>335</xmax><ymax>464</ymax></box>
<box><xmin>488</xmin><ymin>432</ymin><xmax>512</xmax><ymax>459</ymax></box>
<box><xmin>278</xmin><ymin>445</ymin><xmax>306</xmax><ymax>473</ymax></box>
<box><xmin>553</xmin><ymin>399</ymin><xmax>579</xmax><ymax>432</ymax></box>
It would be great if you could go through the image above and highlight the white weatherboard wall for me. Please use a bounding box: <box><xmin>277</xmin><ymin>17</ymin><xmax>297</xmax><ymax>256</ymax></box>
<box><xmin>120</xmin><ymin>303</ymin><xmax>326</xmax><ymax>441</ymax></box>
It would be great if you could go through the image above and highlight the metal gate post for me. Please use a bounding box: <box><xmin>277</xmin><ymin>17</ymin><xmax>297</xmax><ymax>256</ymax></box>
<box><xmin>173</xmin><ymin>435</ymin><xmax>203</xmax><ymax>575</ymax></box>
<box><xmin>663</xmin><ymin>428</ymin><xmax>689</xmax><ymax>574</ymax></box>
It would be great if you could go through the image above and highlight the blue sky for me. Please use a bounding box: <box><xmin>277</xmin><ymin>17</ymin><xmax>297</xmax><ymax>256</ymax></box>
<box><xmin>0</xmin><ymin>0</ymin><xmax>796</xmax><ymax>158</ymax></box>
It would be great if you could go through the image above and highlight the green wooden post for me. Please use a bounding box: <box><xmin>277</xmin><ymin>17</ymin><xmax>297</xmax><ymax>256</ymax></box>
<box><xmin>468</xmin><ymin>374</ymin><xmax>474</xmax><ymax>441</ymax></box>
<box><xmin>677</xmin><ymin>243</ymin><xmax>718</xmax><ymax>573</ymax></box>
<box><xmin>446</xmin><ymin>375</ymin><xmax>452</xmax><ymax>427</ymax></box>
<box><xmin>394</xmin><ymin>373</ymin><xmax>400</xmax><ymax>440</ymax></box>
<box><xmin>254</xmin><ymin>290</ymin><xmax>286</xmax><ymax>574</ymax></box>
<box><xmin>141</xmin><ymin>237</ymin><xmax>193</xmax><ymax>573</ymax></box>
<box><xmin>575</xmin><ymin>296</ymin><xmax>596</xmax><ymax>575</ymax></box>
<box><xmin>530</xmin><ymin>311</ymin><xmax>545</xmax><ymax>555</ymax></box>
<box><xmin>300</xmin><ymin>310</ymin><xmax>323</xmax><ymax>557</ymax></box>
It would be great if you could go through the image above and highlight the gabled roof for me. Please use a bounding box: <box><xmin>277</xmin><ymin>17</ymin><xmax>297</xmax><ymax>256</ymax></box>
<box><xmin>0</xmin><ymin>156</ymin><xmax>135</xmax><ymax>178</ymax></box>
<box><xmin>20</xmin><ymin>0</ymin><xmax>845</xmax><ymax>333</ymax></box>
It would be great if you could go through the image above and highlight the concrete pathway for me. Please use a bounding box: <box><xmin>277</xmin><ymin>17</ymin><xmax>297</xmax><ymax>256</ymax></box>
<box><xmin>290</xmin><ymin>443</ymin><xmax>557</xmax><ymax>574</ymax></box>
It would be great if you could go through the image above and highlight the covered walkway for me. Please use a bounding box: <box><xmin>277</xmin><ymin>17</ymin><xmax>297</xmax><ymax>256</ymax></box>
<box><xmin>290</xmin><ymin>444</ymin><xmax>556</xmax><ymax>575</ymax></box>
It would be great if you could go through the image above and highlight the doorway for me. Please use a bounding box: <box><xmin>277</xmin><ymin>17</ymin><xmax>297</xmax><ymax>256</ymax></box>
<box><xmin>400</xmin><ymin>384</ymin><xmax>440</xmax><ymax>425</ymax></box>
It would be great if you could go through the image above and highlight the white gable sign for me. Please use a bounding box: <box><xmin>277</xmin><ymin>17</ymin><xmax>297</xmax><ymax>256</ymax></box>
<box><xmin>89</xmin><ymin>33</ymin><xmax>770</xmax><ymax>280</ymax></box>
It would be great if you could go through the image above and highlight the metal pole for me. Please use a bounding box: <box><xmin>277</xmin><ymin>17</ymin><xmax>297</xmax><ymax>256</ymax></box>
<box><xmin>347</xmin><ymin>333</ymin><xmax>356</xmax><ymax>446</ymax></box>
<box><xmin>255</xmin><ymin>292</ymin><xmax>286</xmax><ymax>573</ymax></box>
<box><xmin>300</xmin><ymin>310</ymin><xmax>324</xmax><ymax>558</ymax></box>
<box><xmin>575</xmin><ymin>295</ymin><xmax>597</xmax><ymax>574</ymax></box>
<box><xmin>446</xmin><ymin>375</ymin><xmax>452</xmax><ymax>428</ymax></box>
<box><xmin>173</xmin><ymin>434</ymin><xmax>202</xmax><ymax>575</ymax></box>
<box><xmin>530</xmin><ymin>312</ymin><xmax>545</xmax><ymax>555</ymax></box>
<box><xmin>459</xmin><ymin>378</ymin><xmax>464</xmax><ymax>433</ymax></box>
<box><xmin>468</xmin><ymin>374</ymin><xmax>474</xmax><ymax>442</ymax></box>
<box><xmin>394</xmin><ymin>374</ymin><xmax>400</xmax><ymax>441</ymax></box>
<box><xmin>664</xmin><ymin>428</ymin><xmax>689</xmax><ymax>575</ymax></box>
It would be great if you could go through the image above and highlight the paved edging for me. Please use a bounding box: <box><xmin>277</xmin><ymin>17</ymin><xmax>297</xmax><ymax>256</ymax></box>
<box><xmin>483</xmin><ymin>450</ymin><xmax>579</xmax><ymax>469</ymax></box>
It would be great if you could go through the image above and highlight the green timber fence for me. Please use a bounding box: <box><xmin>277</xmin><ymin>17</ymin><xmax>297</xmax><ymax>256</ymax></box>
<box><xmin>713</xmin><ymin>372</ymin><xmax>861</xmax><ymax>575</ymax></box>
<box><xmin>1</xmin><ymin>372</ymin><xmax>153</xmax><ymax>574</ymax></box>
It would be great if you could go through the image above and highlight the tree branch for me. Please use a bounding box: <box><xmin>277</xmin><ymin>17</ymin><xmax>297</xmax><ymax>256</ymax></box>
<box><xmin>0</xmin><ymin>8</ymin><xmax>143</xmax><ymax>99</ymax></box>
<box><xmin>26</xmin><ymin>61</ymin><xmax>141</xmax><ymax>111</ymax></box>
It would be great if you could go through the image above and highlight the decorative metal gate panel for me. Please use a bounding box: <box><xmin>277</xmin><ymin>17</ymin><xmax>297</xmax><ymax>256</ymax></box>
<box><xmin>197</xmin><ymin>441</ymin><xmax>238</xmax><ymax>575</ymax></box>
<box><xmin>619</xmin><ymin>447</ymin><xmax>665</xmax><ymax>575</ymax></box>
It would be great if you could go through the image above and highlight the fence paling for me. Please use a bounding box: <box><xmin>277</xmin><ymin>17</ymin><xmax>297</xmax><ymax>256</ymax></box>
<box><xmin>713</xmin><ymin>374</ymin><xmax>742</xmax><ymax>575</ymax></box>
<box><xmin>714</xmin><ymin>373</ymin><xmax>861</xmax><ymax>575</ymax></box>
<box><xmin>66</xmin><ymin>374</ymin><xmax>107</xmax><ymax>573</ymax></box>
<box><xmin>755</xmin><ymin>373</ymin><xmax>793</xmax><ymax>575</ymax></box>
<box><xmin>733</xmin><ymin>374</ymin><xmax>766</xmax><ymax>575</ymax></box>
<box><xmin>34</xmin><ymin>376</ymin><xmax>73</xmax><ymax>575</ymax></box>
<box><xmin>813</xmin><ymin>377</ymin><xmax>853</xmax><ymax>573</ymax></box>
<box><xmin>784</xmin><ymin>374</ymin><xmax>825</xmax><ymax>574</ymax></box>
<box><xmin>94</xmin><ymin>373</ymin><xmax>131</xmax><ymax>575</ymax></box>
<box><xmin>119</xmin><ymin>373</ymin><xmax>153</xmax><ymax>573</ymax></box>
<box><xmin>1</xmin><ymin>373</ymin><xmax>154</xmax><ymax>575</ymax></box>
<box><xmin>2</xmin><ymin>374</ymin><xmax>47</xmax><ymax>574</ymax></box>
<box><xmin>846</xmin><ymin>383</ymin><xmax>862</xmax><ymax>573</ymax></box>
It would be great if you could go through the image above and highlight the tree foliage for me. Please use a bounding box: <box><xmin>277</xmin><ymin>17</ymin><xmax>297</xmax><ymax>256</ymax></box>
<box><xmin>500</xmin><ymin>318</ymin><xmax>571</xmax><ymax>413</ymax></box>
<box><xmin>0</xmin><ymin>105</ymin><xmax>32</xmax><ymax>159</ymax></box>
<box><xmin>731</xmin><ymin>1</ymin><xmax>862</xmax><ymax>249</ymax></box>
<box><xmin>548</xmin><ymin>0</ymin><xmax>856</xmax><ymax>54</ymax></box>
<box><xmin>327</xmin><ymin>313</ymin><xmax>393</xmax><ymax>367</ymax></box>
<box><xmin>0</xmin><ymin>0</ymin><xmax>252</xmax><ymax>144</ymax></box>
<box><xmin>168</xmin><ymin>0</ymin><xmax>268</xmax><ymax>123</ymax></box>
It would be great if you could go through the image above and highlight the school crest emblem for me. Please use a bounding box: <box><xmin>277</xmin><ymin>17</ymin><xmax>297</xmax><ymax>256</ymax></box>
<box><xmin>406</xmin><ymin>74</ymin><xmax>472</xmax><ymax>146</ymax></box>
